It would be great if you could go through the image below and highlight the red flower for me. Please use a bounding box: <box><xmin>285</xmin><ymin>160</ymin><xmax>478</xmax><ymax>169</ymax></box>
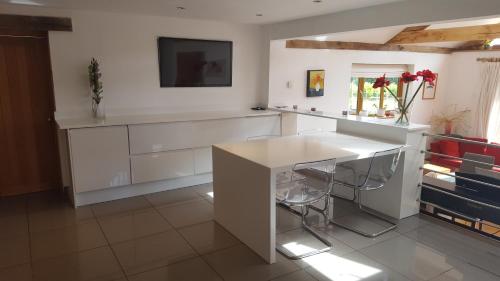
<box><xmin>417</xmin><ymin>69</ymin><xmax>437</xmax><ymax>86</ymax></box>
<box><xmin>373</xmin><ymin>74</ymin><xmax>391</xmax><ymax>89</ymax></box>
<box><xmin>401</xmin><ymin>72</ymin><xmax>418</xmax><ymax>83</ymax></box>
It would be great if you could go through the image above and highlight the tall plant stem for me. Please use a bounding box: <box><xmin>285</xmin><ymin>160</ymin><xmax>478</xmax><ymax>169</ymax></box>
<box><xmin>403</xmin><ymin>82</ymin><xmax>424</xmax><ymax>112</ymax></box>
<box><xmin>403</xmin><ymin>82</ymin><xmax>410</xmax><ymax>109</ymax></box>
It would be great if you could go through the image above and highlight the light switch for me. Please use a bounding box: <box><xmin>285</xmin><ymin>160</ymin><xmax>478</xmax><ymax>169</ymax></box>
<box><xmin>286</xmin><ymin>81</ymin><xmax>293</xmax><ymax>89</ymax></box>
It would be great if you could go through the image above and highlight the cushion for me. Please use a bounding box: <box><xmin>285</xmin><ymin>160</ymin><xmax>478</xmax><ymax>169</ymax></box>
<box><xmin>459</xmin><ymin>137</ymin><xmax>487</xmax><ymax>157</ymax></box>
<box><xmin>429</xmin><ymin>142</ymin><xmax>441</xmax><ymax>161</ymax></box>
<box><xmin>475</xmin><ymin>167</ymin><xmax>500</xmax><ymax>180</ymax></box>
<box><xmin>433</xmin><ymin>158</ymin><xmax>462</xmax><ymax>168</ymax></box>
<box><xmin>460</xmin><ymin>152</ymin><xmax>494</xmax><ymax>174</ymax></box>
<box><xmin>485</xmin><ymin>142</ymin><xmax>500</xmax><ymax>166</ymax></box>
<box><xmin>439</xmin><ymin>140</ymin><xmax>460</xmax><ymax>158</ymax></box>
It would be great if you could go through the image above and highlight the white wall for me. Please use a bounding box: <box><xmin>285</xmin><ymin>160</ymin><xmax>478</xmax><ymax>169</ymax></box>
<box><xmin>445</xmin><ymin>51</ymin><xmax>500</xmax><ymax>136</ymax></box>
<box><xmin>268</xmin><ymin>40</ymin><xmax>450</xmax><ymax>124</ymax></box>
<box><xmin>1</xmin><ymin>5</ymin><xmax>267</xmax><ymax>118</ymax></box>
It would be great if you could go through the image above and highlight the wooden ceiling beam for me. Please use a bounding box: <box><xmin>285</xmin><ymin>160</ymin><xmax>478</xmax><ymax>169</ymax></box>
<box><xmin>386</xmin><ymin>23</ymin><xmax>500</xmax><ymax>44</ymax></box>
<box><xmin>285</xmin><ymin>40</ymin><xmax>453</xmax><ymax>54</ymax></box>
<box><xmin>385</xmin><ymin>25</ymin><xmax>429</xmax><ymax>44</ymax></box>
<box><xmin>0</xmin><ymin>14</ymin><xmax>72</xmax><ymax>32</ymax></box>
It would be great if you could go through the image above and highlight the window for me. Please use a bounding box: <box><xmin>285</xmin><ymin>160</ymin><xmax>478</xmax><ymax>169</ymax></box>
<box><xmin>349</xmin><ymin>64</ymin><xmax>407</xmax><ymax>114</ymax></box>
<box><xmin>349</xmin><ymin>77</ymin><xmax>403</xmax><ymax>114</ymax></box>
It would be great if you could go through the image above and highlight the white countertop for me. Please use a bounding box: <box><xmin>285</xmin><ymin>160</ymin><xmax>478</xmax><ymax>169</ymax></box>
<box><xmin>56</xmin><ymin>110</ymin><xmax>280</xmax><ymax>129</ymax></box>
<box><xmin>214</xmin><ymin>132</ymin><xmax>404</xmax><ymax>170</ymax></box>
<box><xmin>273</xmin><ymin>108</ymin><xmax>430</xmax><ymax>132</ymax></box>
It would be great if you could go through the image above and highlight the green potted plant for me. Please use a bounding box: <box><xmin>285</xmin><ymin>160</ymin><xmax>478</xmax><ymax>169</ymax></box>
<box><xmin>88</xmin><ymin>58</ymin><xmax>105</xmax><ymax>119</ymax></box>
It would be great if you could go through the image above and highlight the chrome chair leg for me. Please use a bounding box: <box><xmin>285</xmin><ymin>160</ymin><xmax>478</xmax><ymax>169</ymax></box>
<box><xmin>276</xmin><ymin>202</ymin><xmax>332</xmax><ymax>260</ymax></box>
<box><xmin>330</xmin><ymin>189</ymin><xmax>397</xmax><ymax>238</ymax></box>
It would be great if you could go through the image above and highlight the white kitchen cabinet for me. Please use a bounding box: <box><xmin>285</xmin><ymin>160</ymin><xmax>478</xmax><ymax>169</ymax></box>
<box><xmin>69</xmin><ymin>126</ymin><xmax>130</xmax><ymax>193</ymax></box>
<box><xmin>194</xmin><ymin>147</ymin><xmax>212</xmax><ymax>174</ymax></box>
<box><xmin>131</xmin><ymin>149</ymin><xmax>195</xmax><ymax>184</ymax></box>
<box><xmin>244</xmin><ymin>116</ymin><xmax>281</xmax><ymax>139</ymax></box>
<box><xmin>128</xmin><ymin>122</ymin><xmax>195</xmax><ymax>154</ymax></box>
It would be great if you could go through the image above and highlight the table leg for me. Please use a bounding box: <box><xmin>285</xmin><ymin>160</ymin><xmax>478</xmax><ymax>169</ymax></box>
<box><xmin>212</xmin><ymin>146</ymin><xmax>276</xmax><ymax>264</ymax></box>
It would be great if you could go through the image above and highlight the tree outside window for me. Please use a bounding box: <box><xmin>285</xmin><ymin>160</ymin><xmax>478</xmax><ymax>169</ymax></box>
<box><xmin>349</xmin><ymin>77</ymin><xmax>402</xmax><ymax>114</ymax></box>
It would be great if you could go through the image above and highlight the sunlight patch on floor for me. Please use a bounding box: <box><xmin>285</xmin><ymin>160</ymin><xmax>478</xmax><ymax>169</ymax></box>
<box><xmin>283</xmin><ymin>242</ymin><xmax>381</xmax><ymax>281</ymax></box>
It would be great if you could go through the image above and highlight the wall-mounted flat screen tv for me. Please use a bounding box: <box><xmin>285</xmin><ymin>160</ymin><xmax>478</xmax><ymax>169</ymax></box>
<box><xmin>158</xmin><ymin>37</ymin><xmax>233</xmax><ymax>87</ymax></box>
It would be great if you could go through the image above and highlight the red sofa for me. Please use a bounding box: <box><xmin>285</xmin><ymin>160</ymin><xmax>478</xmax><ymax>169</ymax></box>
<box><xmin>429</xmin><ymin>137</ymin><xmax>500</xmax><ymax>171</ymax></box>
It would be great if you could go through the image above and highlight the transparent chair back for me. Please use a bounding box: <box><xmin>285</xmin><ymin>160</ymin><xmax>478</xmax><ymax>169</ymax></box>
<box><xmin>357</xmin><ymin>147</ymin><xmax>402</xmax><ymax>191</ymax></box>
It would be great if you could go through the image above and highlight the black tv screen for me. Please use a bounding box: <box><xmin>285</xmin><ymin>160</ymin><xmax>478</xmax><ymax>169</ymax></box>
<box><xmin>158</xmin><ymin>37</ymin><xmax>233</xmax><ymax>87</ymax></box>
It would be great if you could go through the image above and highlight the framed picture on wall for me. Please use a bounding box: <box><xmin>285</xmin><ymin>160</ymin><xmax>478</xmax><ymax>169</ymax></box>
<box><xmin>422</xmin><ymin>73</ymin><xmax>438</xmax><ymax>100</ymax></box>
<box><xmin>306</xmin><ymin>70</ymin><xmax>325</xmax><ymax>97</ymax></box>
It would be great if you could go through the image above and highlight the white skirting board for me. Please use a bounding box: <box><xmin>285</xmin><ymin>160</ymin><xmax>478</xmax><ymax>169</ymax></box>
<box><xmin>72</xmin><ymin>173</ymin><xmax>212</xmax><ymax>207</ymax></box>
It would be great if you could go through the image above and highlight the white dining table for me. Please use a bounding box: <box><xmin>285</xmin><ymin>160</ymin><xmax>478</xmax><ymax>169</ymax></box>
<box><xmin>212</xmin><ymin>132</ymin><xmax>404</xmax><ymax>264</ymax></box>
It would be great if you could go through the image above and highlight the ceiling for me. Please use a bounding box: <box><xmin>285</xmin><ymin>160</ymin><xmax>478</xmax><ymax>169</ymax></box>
<box><xmin>296</xmin><ymin>17</ymin><xmax>500</xmax><ymax>48</ymax></box>
<box><xmin>1</xmin><ymin>0</ymin><xmax>406</xmax><ymax>24</ymax></box>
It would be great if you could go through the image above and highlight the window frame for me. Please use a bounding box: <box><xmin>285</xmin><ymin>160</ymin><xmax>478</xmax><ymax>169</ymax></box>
<box><xmin>353</xmin><ymin>77</ymin><xmax>403</xmax><ymax>114</ymax></box>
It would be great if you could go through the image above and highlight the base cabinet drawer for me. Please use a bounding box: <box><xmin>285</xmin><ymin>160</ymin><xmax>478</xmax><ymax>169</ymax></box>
<box><xmin>194</xmin><ymin>147</ymin><xmax>212</xmax><ymax>174</ymax></box>
<box><xmin>69</xmin><ymin>126</ymin><xmax>131</xmax><ymax>193</ymax></box>
<box><xmin>131</xmin><ymin>150</ymin><xmax>195</xmax><ymax>184</ymax></box>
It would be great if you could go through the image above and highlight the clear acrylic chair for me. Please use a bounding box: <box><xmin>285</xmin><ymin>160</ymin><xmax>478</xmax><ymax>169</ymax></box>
<box><xmin>276</xmin><ymin>159</ymin><xmax>336</xmax><ymax>259</ymax></box>
<box><xmin>330</xmin><ymin>147</ymin><xmax>403</xmax><ymax>237</ymax></box>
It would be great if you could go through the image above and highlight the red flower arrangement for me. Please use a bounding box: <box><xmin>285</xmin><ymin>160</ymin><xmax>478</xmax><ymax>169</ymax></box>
<box><xmin>374</xmin><ymin>69</ymin><xmax>437</xmax><ymax>124</ymax></box>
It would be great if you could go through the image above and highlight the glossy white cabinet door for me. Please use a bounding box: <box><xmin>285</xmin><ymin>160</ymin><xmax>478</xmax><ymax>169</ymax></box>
<box><xmin>131</xmin><ymin>150</ymin><xmax>195</xmax><ymax>184</ymax></box>
<box><xmin>194</xmin><ymin>147</ymin><xmax>212</xmax><ymax>174</ymax></box>
<box><xmin>69</xmin><ymin>126</ymin><xmax>131</xmax><ymax>193</ymax></box>
<box><xmin>128</xmin><ymin>122</ymin><xmax>195</xmax><ymax>155</ymax></box>
<box><xmin>192</xmin><ymin>118</ymin><xmax>248</xmax><ymax>148</ymax></box>
<box><xmin>244</xmin><ymin>116</ymin><xmax>281</xmax><ymax>139</ymax></box>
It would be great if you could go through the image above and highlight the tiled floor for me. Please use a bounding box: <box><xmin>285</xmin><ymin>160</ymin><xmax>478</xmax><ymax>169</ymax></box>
<box><xmin>0</xmin><ymin>184</ymin><xmax>499</xmax><ymax>281</ymax></box>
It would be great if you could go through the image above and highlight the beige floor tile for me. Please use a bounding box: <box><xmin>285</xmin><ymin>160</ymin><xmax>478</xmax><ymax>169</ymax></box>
<box><xmin>0</xmin><ymin>263</ymin><xmax>32</xmax><ymax>281</ymax></box>
<box><xmin>29</xmin><ymin>205</ymin><xmax>95</xmax><ymax>233</ymax></box>
<box><xmin>98</xmin><ymin>208</ymin><xmax>172</xmax><ymax>244</ymax></box>
<box><xmin>32</xmin><ymin>246</ymin><xmax>124</xmax><ymax>281</ymax></box>
<box><xmin>157</xmin><ymin>200</ymin><xmax>213</xmax><ymax>228</ymax></box>
<box><xmin>91</xmin><ymin>197</ymin><xmax>152</xmax><ymax>217</ymax></box>
<box><xmin>0</xmin><ymin>232</ymin><xmax>30</xmax><ymax>269</ymax></box>
<box><xmin>145</xmin><ymin>188</ymin><xmax>201</xmax><ymax>207</ymax></box>
<box><xmin>0</xmin><ymin>195</ymin><xmax>27</xmax><ymax>218</ymax></box>
<box><xmin>30</xmin><ymin>220</ymin><xmax>107</xmax><ymax>261</ymax></box>
<box><xmin>27</xmin><ymin>190</ymin><xmax>70</xmax><ymax>213</ymax></box>
<box><xmin>0</xmin><ymin>214</ymin><xmax>28</xmax><ymax>239</ymax></box>
<box><xmin>111</xmin><ymin>230</ymin><xmax>196</xmax><ymax>275</ymax></box>
<box><xmin>178</xmin><ymin>221</ymin><xmax>240</xmax><ymax>254</ymax></box>
<box><xmin>203</xmin><ymin>244</ymin><xmax>300</xmax><ymax>281</ymax></box>
<box><xmin>270</xmin><ymin>270</ymin><xmax>317</xmax><ymax>281</ymax></box>
<box><xmin>128</xmin><ymin>257</ymin><xmax>222</xmax><ymax>281</ymax></box>
<box><xmin>360</xmin><ymin>235</ymin><xmax>453</xmax><ymax>281</ymax></box>
<box><xmin>190</xmin><ymin>183</ymin><xmax>213</xmax><ymax>198</ymax></box>
<box><xmin>304</xmin><ymin>251</ymin><xmax>412</xmax><ymax>281</ymax></box>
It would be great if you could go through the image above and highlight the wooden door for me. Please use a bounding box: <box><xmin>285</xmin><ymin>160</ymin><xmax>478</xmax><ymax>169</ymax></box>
<box><xmin>0</xmin><ymin>30</ymin><xmax>61</xmax><ymax>196</ymax></box>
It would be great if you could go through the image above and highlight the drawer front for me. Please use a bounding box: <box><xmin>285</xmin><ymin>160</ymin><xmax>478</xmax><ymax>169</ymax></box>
<box><xmin>192</xmin><ymin>118</ymin><xmax>248</xmax><ymax>147</ymax></box>
<box><xmin>194</xmin><ymin>147</ymin><xmax>212</xmax><ymax>174</ymax></box>
<box><xmin>245</xmin><ymin>115</ymin><xmax>281</xmax><ymax>139</ymax></box>
<box><xmin>131</xmin><ymin>150</ymin><xmax>195</xmax><ymax>184</ymax></box>
<box><xmin>70</xmin><ymin>126</ymin><xmax>131</xmax><ymax>193</ymax></box>
<box><xmin>128</xmin><ymin>122</ymin><xmax>195</xmax><ymax>154</ymax></box>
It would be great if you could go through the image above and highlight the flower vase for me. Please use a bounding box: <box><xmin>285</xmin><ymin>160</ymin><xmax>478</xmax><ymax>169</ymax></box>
<box><xmin>92</xmin><ymin>101</ymin><xmax>105</xmax><ymax>120</ymax></box>
<box><xmin>395</xmin><ymin>108</ymin><xmax>410</xmax><ymax>126</ymax></box>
